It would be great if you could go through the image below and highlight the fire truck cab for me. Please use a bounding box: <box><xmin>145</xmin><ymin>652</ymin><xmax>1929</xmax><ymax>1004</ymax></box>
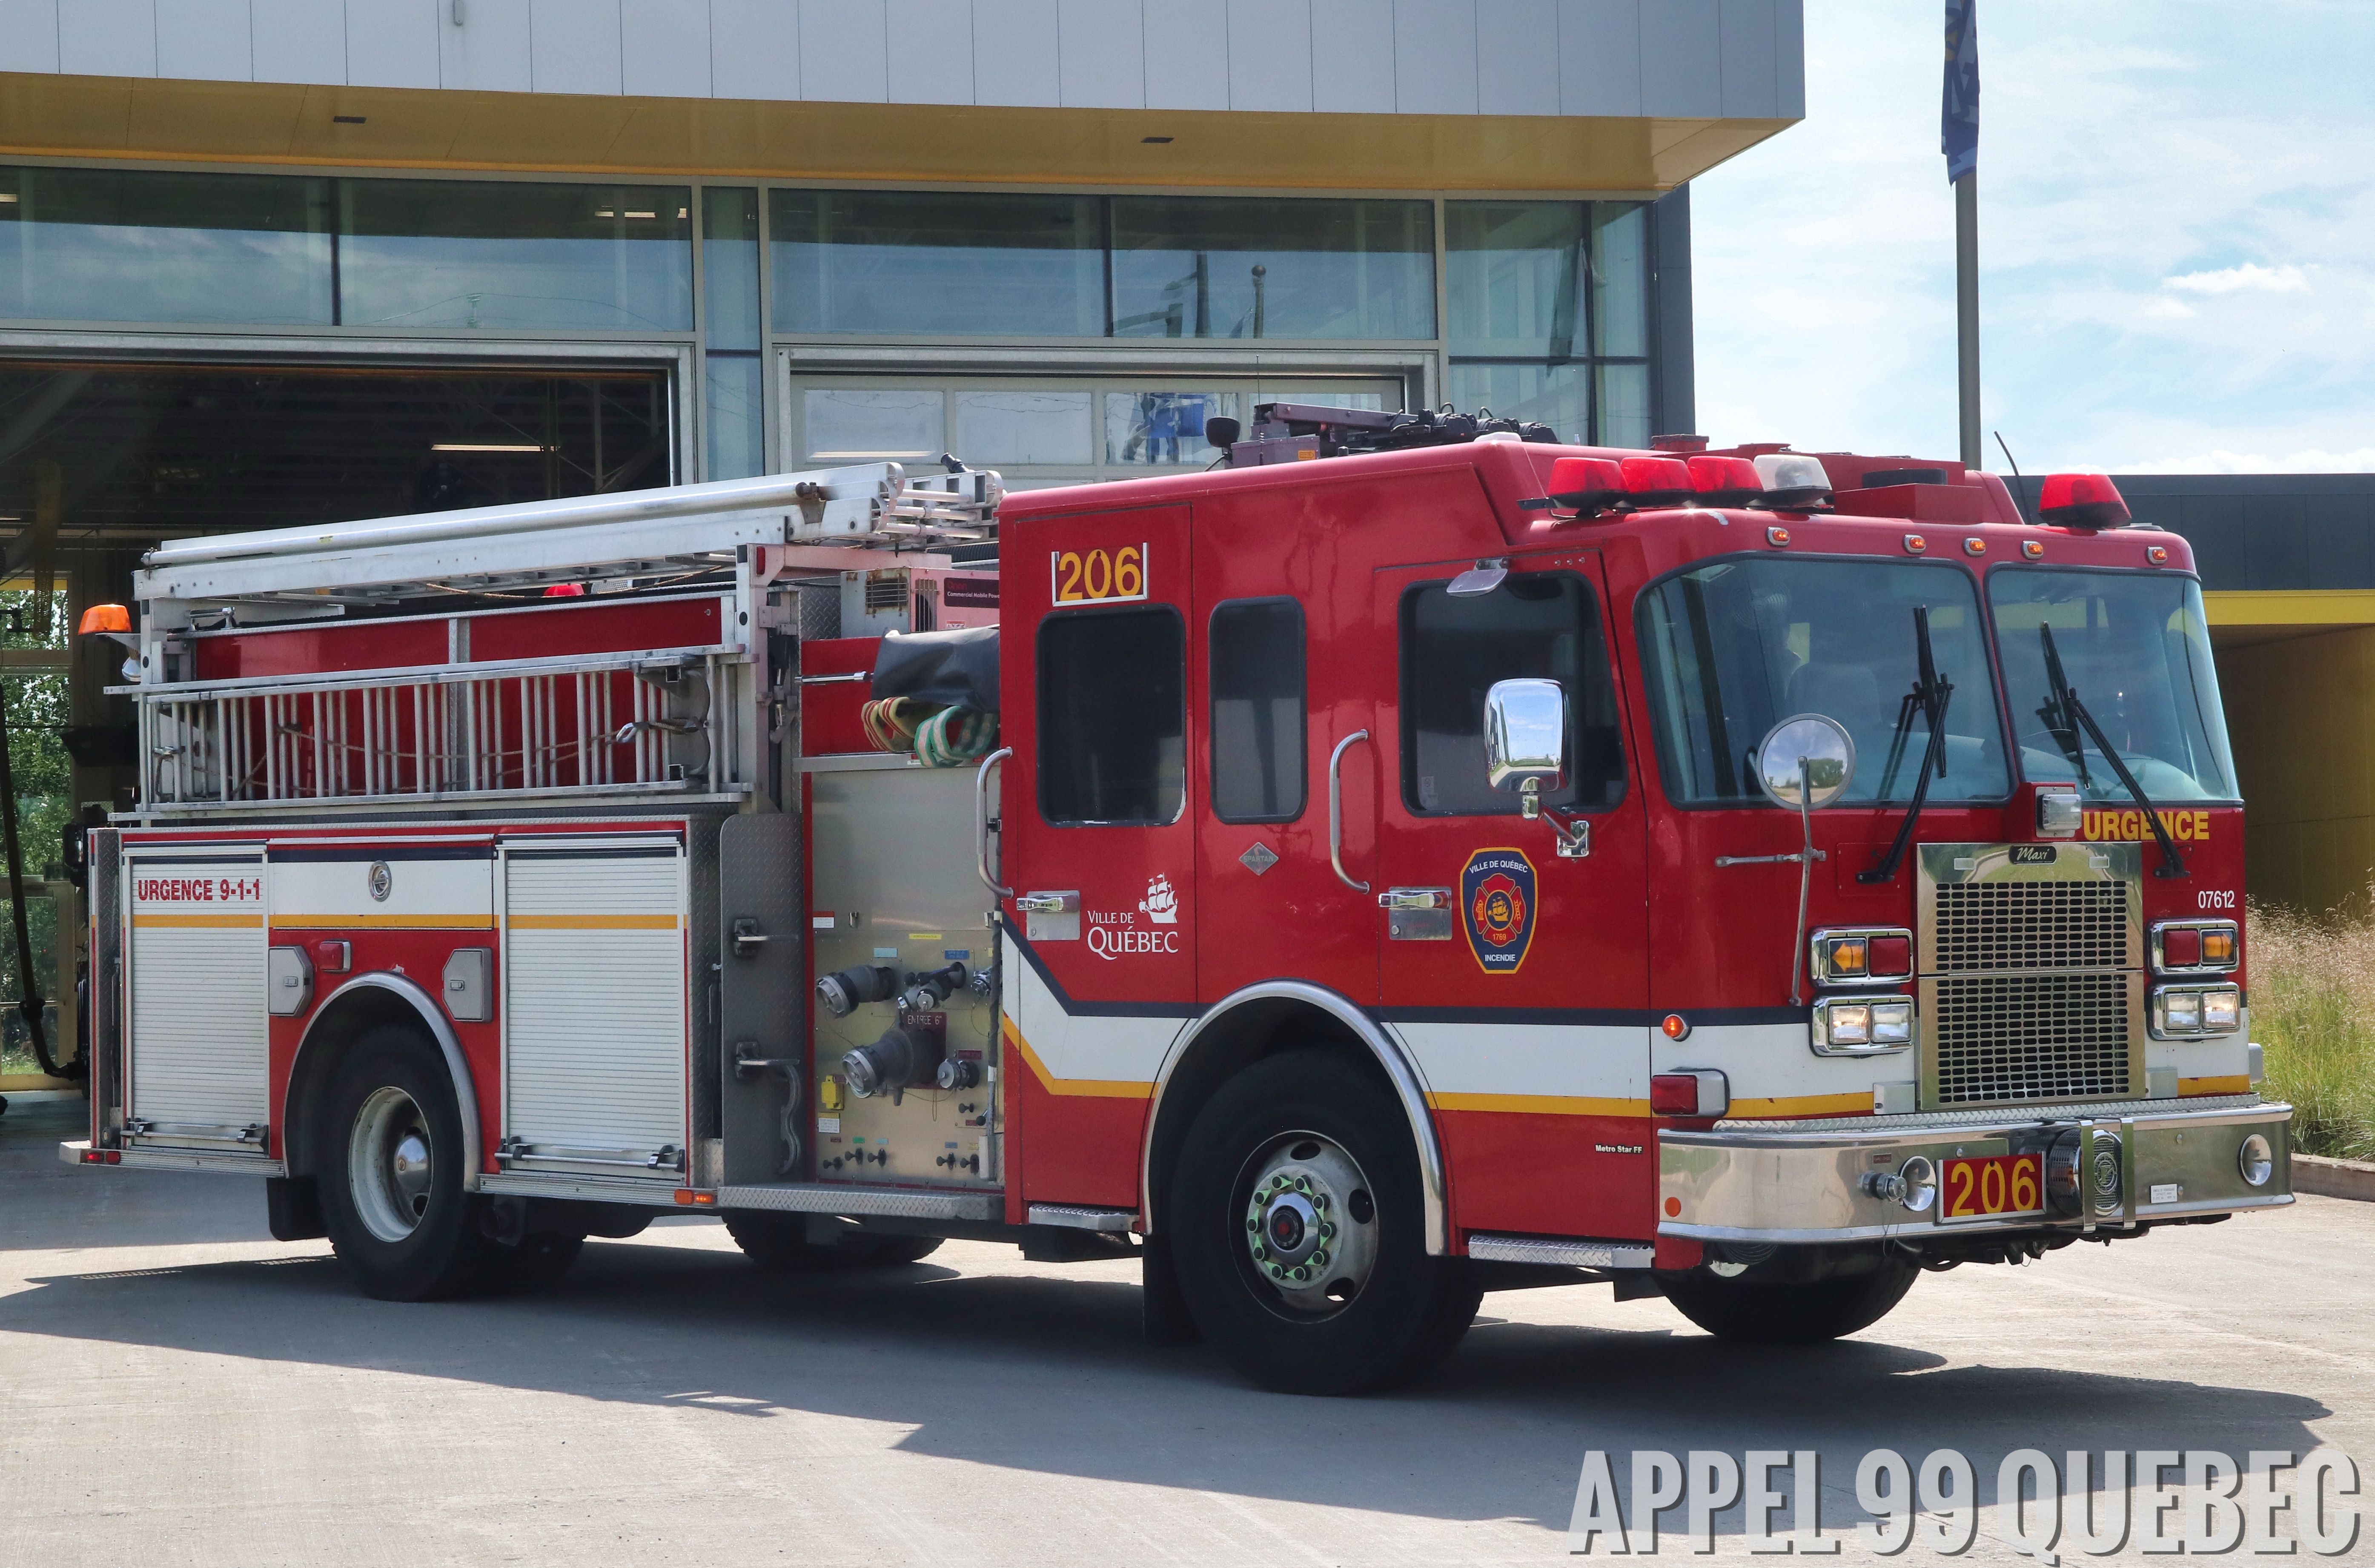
<box><xmin>65</xmin><ymin>412</ymin><xmax>2295</xmax><ymax>1395</ymax></box>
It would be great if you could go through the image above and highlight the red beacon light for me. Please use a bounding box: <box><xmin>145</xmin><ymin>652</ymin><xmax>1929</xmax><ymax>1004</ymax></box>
<box><xmin>1685</xmin><ymin>455</ymin><xmax>1762</xmax><ymax>505</ymax></box>
<box><xmin>2037</xmin><ymin>473</ymin><xmax>2131</xmax><ymax>530</ymax></box>
<box><xmin>1519</xmin><ymin>456</ymin><xmax>1627</xmax><ymax>519</ymax></box>
<box><xmin>1619</xmin><ymin>455</ymin><xmax>1693</xmax><ymax>506</ymax></box>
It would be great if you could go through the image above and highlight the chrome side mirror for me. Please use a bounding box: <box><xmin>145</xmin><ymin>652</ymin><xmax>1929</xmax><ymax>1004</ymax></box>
<box><xmin>1754</xmin><ymin>714</ymin><xmax>1856</xmax><ymax>810</ymax></box>
<box><xmin>1484</xmin><ymin>678</ymin><xmax>1567</xmax><ymax>794</ymax></box>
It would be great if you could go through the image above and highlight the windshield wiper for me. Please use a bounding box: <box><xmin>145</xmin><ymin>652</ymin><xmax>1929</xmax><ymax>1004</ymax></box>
<box><xmin>1859</xmin><ymin>606</ymin><xmax>1955</xmax><ymax>885</ymax></box>
<box><xmin>2037</xmin><ymin>623</ymin><xmax>2187</xmax><ymax>879</ymax></box>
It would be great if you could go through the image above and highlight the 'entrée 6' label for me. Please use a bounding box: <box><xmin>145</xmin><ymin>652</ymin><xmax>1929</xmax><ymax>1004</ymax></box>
<box><xmin>1051</xmin><ymin>544</ymin><xmax>1147</xmax><ymax>606</ymax></box>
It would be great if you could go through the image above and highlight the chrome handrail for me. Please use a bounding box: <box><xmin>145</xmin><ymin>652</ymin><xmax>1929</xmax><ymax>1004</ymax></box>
<box><xmin>1328</xmin><ymin>730</ymin><xmax>1371</xmax><ymax>893</ymax></box>
<box><xmin>975</xmin><ymin>746</ymin><xmax>1014</xmax><ymax>898</ymax></box>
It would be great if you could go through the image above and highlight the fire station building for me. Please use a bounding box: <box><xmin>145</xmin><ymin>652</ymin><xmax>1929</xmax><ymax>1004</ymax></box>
<box><xmin>0</xmin><ymin>0</ymin><xmax>1802</xmax><ymax>863</ymax></box>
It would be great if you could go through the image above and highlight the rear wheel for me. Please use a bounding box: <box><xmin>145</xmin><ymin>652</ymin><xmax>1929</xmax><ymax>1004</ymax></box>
<box><xmin>1657</xmin><ymin>1256</ymin><xmax>1919</xmax><ymax>1344</ymax></box>
<box><xmin>317</xmin><ymin>1025</ymin><xmax>503</xmax><ymax>1301</ymax></box>
<box><xmin>1169</xmin><ymin>1049</ymin><xmax>1481</xmax><ymax>1396</ymax></box>
<box><xmin>722</xmin><ymin>1212</ymin><xmax>943</xmax><ymax>1271</ymax></box>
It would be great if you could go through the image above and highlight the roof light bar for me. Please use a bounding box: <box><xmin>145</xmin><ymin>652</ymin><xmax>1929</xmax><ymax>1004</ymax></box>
<box><xmin>1686</xmin><ymin>455</ymin><xmax>1762</xmax><ymax>505</ymax></box>
<box><xmin>1753</xmin><ymin>453</ymin><xmax>1834</xmax><ymax>510</ymax></box>
<box><xmin>1517</xmin><ymin>456</ymin><xmax>1627</xmax><ymax>518</ymax></box>
<box><xmin>1619</xmin><ymin>456</ymin><xmax>1693</xmax><ymax>506</ymax></box>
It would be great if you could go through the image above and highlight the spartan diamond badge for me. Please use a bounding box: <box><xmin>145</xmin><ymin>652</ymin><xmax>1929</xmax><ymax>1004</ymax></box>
<box><xmin>1238</xmin><ymin>842</ymin><xmax>1280</xmax><ymax>876</ymax></box>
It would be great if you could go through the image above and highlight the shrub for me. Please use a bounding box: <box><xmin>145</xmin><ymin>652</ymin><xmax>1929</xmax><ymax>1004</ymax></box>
<box><xmin>2248</xmin><ymin>896</ymin><xmax>2375</xmax><ymax>1161</ymax></box>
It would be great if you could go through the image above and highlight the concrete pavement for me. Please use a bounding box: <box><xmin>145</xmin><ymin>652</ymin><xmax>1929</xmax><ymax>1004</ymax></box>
<box><xmin>2</xmin><ymin>1089</ymin><xmax>2367</xmax><ymax>1566</ymax></box>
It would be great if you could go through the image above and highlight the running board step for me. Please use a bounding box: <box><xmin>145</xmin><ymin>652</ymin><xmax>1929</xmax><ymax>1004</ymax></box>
<box><xmin>1026</xmin><ymin>1204</ymin><xmax>1136</xmax><ymax>1233</ymax></box>
<box><xmin>1466</xmin><ymin>1233</ymin><xmax>1654</xmax><ymax>1270</ymax></box>
<box><xmin>717</xmin><ymin>1182</ymin><xmax>1002</xmax><ymax>1222</ymax></box>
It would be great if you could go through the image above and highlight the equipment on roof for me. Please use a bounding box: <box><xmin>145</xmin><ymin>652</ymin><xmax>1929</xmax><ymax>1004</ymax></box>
<box><xmin>1209</xmin><ymin>403</ymin><xmax>1559</xmax><ymax>468</ymax></box>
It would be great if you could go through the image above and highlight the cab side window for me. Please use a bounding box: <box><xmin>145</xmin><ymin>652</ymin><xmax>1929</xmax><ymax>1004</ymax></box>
<box><xmin>1399</xmin><ymin>573</ymin><xmax>1626</xmax><ymax>816</ymax></box>
<box><xmin>1038</xmin><ymin>605</ymin><xmax>1186</xmax><ymax>826</ymax></box>
<box><xmin>1209</xmin><ymin>598</ymin><xmax>1306</xmax><ymax>823</ymax></box>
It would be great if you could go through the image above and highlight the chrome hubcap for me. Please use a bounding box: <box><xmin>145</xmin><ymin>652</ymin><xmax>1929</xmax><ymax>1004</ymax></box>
<box><xmin>350</xmin><ymin>1086</ymin><xmax>434</xmax><ymax>1244</ymax></box>
<box><xmin>1241</xmin><ymin>1133</ymin><xmax>1378</xmax><ymax>1316</ymax></box>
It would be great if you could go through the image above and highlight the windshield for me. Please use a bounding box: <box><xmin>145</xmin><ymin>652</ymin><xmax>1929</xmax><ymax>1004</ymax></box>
<box><xmin>1637</xmin><ymin>557</ymin><xmax>2010</xmax><ymax>806</ymax></box>
<box><xmin>1989</xmin><ymin>569</ymin><xmax>2237</xmax><ymax>803</ymax></box>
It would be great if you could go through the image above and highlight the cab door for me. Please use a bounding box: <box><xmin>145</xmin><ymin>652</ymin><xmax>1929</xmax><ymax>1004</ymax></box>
<box><xmin>1000</xmin><ymin>505</ymin><xmax>1195</xmax><ymax>1206</ymax></box>
<box><xmin>1372</xmin><ymin>551</ymin><xmax>1654</xmax><ymax>1243</ymax></box>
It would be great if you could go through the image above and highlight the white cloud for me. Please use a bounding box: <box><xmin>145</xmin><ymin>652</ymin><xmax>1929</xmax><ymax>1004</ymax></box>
<box><xmin>2164</xmin><ymin>263</ymin><xmax>2310</xmax><ymax>295</ymax></box>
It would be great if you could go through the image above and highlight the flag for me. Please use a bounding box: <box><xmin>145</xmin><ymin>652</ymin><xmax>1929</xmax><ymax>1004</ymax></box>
<box><xmin>1942</xmin><ymin>0</ymin><xmax>1979</xmax><ymax>183</ymax></box>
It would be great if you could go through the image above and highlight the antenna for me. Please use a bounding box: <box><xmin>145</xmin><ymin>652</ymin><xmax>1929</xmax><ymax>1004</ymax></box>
<box><xmin>1993</xmin><ymin>430</ymin><xmax>2031</xmax><ymax>524</ymax></box>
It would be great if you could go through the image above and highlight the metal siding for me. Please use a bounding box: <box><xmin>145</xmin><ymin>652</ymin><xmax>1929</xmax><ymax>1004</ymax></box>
<box><xmin>59</xmin><ymin>0</ymin><xmax>158</xmax><ymax>76</ymax></box>
<box><xmin>530</xmin><ymin>0</ymin><xmax>624</xmax><ymax>93</ymax></box>
<box><xmin>799</xmin><ymin>0</ymin><xmax>889</xmax><ymax>103</ymax></box>
<box><xmin>971</xmin><ymin>0</ymin><xmax>1060</xmax><ymax>107</ymax></box>
<box><xmin>253</xmin><ymin>0</ymin><xmax>346</xmax><ymax>84</ymax></box>
<box><xmin>1055</xmin><ymin>0</ymin><xmax>1144</xmax><ymax>111</ymax></box>
<box><xmin>347</xmin><ymin>0</ymin><xmax>442</xmax><ymax>89</ymax></box>
<box><xmin>619</xmin><ymin>0</ymin><xmax>709</xmax><ymax>97</ymax></box>
<box><xmin>0</xmin><ymin>1</ymin><xmax>62</xmax><ymax>74</ymax></box>
<box><xmin>1144</xmin><ymin>0</ymin><xmax>1225</xmax><ymax>112</ymax></box>
<box><xmin>157</xmin><ymin>0</ymin><xmax>255</xmax><ymax>81</ymax></box>
<box><xmin>1557</xmin><ymin>0</ymin><xmax>1640</xmax><ymax>117</ymax></box>
<box><xmin>438</xmin><ymin>0</ymin><xmax>532</xmax><ymax>90</ymax></box>
<box><xmin>1715</xmin><ymin>0</ymin><xmax>1777</xmax><ymax>118</ymax></box>
<box><xmin>1223</xmin><ymin>0</ymin><xmax>1308</xmax><ymax>112</ymax></box>
<box><xmin>1391</xmin><ymin>0</ymin><xmax>1475</xmax><ymax>116</ymax></box>
<box><xmin>887</xmin><ymin>0</ymin><xmax>975</xmax><ymax>106</ymax></box>
<box><xmin>1477</xmin><ymin>0</ymin><xmax>1556</xmax><ymax>114</ymax></box>
<box><xmin>1307</xmin><ymin>0</ymin><xmax>1392</xmax><ymax>113</ymax></box>
<box><xmin>709</xmin><ymin>0</ymin><xmax>799</xmax><ymax>100</ymax></box>
<box><xmin>503</xmin><ymin>849</ymin><xmax>688</xmax><ymax>1156</ymax></box>
<box><xmin>1637</xmin><ymin>0</ymin><xmax>1716</xmax><ymax>118</ymax></box>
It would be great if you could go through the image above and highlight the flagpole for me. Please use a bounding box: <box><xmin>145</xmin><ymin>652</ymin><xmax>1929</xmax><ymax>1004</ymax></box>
<box><xmin>1956</xmin><ymin>171</ymin><xmax>1980</xmax><ymax>469</ymax></box>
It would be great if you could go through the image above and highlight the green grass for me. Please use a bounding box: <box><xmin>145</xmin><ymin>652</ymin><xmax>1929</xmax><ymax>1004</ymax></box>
<box><xmin>2248</xmin><ymin>897</ymin><xmax>2375</xmax><ymax>1161</ymax></box>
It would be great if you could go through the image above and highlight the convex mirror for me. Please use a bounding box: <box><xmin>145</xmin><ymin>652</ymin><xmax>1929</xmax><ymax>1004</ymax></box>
<box><xmin>1755</xmin><ymin>713</ymin><xmax>1856</xmax><ymax>810</ymax></box>
<box><xmin>1484</xmin><ymin>678</ymin><xmax>1568</xmax><ymax>793</ymax></box>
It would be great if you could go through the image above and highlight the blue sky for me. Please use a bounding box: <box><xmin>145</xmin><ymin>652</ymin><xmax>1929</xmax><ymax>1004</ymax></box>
<box><xmin>1690</xmin><ymin>1</ymin><xmax>2375</xmax><ymax>473</ymax></box>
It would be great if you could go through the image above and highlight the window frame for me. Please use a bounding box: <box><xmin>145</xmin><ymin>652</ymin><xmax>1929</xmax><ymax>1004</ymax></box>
<box><xmin>1396</xmin><ymin>568</ymin><xmax>1630</xmax><ymax>820</ymax></box>
<box><xmin>1206</xmin><ymin>595</ymin><xmax>1309</xmax><ymax>826</ymax></box>
<box><xmin>1629</xmin><ymin>551</ymin><xmax>2018</xmax><ymax>812</ymax></box>
<box><xmin>1034</xmin><ymin>599</ymin><xmax>1190</xmax><ymax>829</ymax></box>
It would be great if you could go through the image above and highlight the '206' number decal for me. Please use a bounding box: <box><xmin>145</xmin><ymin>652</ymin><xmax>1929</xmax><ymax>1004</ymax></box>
<box><xmin>1051</xmin><ymin>545</ymin><xmax>1147</xmax><ymax>606</ymax></box>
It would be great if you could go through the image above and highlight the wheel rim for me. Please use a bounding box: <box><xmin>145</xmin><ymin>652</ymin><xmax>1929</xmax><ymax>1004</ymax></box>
<box><xmin>1237</xmin><ymin>1131</ymin><xmax>1379</xmax><ymax>1318</ymax></box>
<box><xmin>349</xmin><ymin>1085</ymin><xmax>435</xmax><ymax>1244</ymax></box>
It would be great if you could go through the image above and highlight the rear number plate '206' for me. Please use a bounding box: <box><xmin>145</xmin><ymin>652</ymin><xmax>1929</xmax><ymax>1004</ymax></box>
<box><xmin>1940</xmin><ymin>1153</ymin><xmax>2044</xmax><ymax>1222</ymax></box>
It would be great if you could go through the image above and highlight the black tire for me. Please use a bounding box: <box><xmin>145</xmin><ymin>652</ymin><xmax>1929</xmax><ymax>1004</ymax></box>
<box><xmin>316</xmin><ymin>1024</ymin><xmax>504</xmax><ymax>1301</ymax></box>
<box><xmin>1169</xmin><ymin>1049</ymin><xmax>1482</xmax><ymax>1396</ymax></box>
<box><xmin>722</xmin><ymin>1212</ymin><xmax>943</xmax><ymax>1271</ymax></box>
<box><xmin>497</xmin><ymin>1232</ymin><xmax>586</xmax><ymax>1293</ymax></box>
<box><xmin>1657</xmin><ymin>1256</ymin><xmax>1919</xmax><ymax>1344</ymax></box>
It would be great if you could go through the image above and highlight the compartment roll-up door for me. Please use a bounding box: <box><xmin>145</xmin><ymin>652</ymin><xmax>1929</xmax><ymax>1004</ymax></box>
<box><xmin>126</xmin><ymin>855</ymin><xmax>269</xmax><ymax>1149</ymax></box>
<box><xmin>502</xmin><ymin>842</ymin><xmax>688</xmax><ymax>1170</ymax></box>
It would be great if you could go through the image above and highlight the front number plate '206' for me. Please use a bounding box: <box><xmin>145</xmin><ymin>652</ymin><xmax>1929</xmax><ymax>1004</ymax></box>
<box><xmin>1940</xmin><ymin>1153</ymin><xmax>2045</xmax><ymax>1222</ymax></box>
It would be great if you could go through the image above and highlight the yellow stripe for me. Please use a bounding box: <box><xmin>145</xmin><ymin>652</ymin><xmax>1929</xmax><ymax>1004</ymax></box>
<box><xmin>132</xmin><ymin>913</ymin><xmax>262</xmax><ymax>929</ymax></box>
<box><xmin>1730</xmin><ymin>1091</ymin><xmax>1876</xmax><ymax>1118</ymax></box>
<box><xmin>508</xmin><ymin>914</ymin><xmax>680</xmax><ymax>931</ymax></box>
<box><xmin>1428</xmin><ymin>1091</ymin><xmax>1647</xmax><ymax>1117</ymax></box>
<box><xmin>2204</xmin><ymin>589</ymin><xmax>2375</xmax><ymax>629</ymax></box>
<box><xmin>1003</xmin><ymin>1018</ymin><xmax>1154</xmax><ymax>1100</ymax></box>
<box><xmin>2180</xmin><ymin>1074</ymin><xmax>2253</xmax><ymax>1096</ymax></box>
<box><xmin>272</xmin><ymin>914</ymin><xmax>494</xmax><ymax>930</ymax></box>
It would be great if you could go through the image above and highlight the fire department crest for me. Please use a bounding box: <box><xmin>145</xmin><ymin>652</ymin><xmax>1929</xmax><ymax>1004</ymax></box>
<box><xmin>1461</xmin><ymin>848</ymin><xmax>1536</xmax><ymax>975</ymax></box>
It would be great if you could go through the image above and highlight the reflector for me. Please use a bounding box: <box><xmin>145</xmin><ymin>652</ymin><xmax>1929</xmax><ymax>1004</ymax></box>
<box><xmin>2038</xmin><ymin>472</ymin><xmax>2131</xmax><ymax>529</ymax></box>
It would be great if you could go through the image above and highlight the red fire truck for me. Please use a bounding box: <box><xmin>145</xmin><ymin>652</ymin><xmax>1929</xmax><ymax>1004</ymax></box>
<box><xmin>62</xmin><ymin>407</ymin><xmax>2293</xmax><ymax>1394</ymax></box>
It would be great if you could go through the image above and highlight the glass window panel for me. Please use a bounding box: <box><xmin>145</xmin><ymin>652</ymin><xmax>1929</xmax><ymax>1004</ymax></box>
<box><xmin>1400</xmin><ymin>573</ymin><xmax>1626</xmax><ymax>816</ymax></box>
<box><xmin>1209</xmin><ymin>598</ymin><xmax>1306</xmax><ymax>823</ymax></box>
<box><xmin>1596</xmin><ymin>363</ymin><xmax>1650</xmax><ymax>447</ymax></box>
<box><xmin>1447</xmin><ymin>363</ymin><xmax>1588</xmax><ymax>444</ymax></box>
<box><xmin>1635</xmin><ymin>559</ymin><xmax>2009</xmax><ymax>806</ymax></box>
<box><xmin>1590</xmin><ymin>202</ymin><xmax>1649</xmax><ymax>358</ymax></box>
<box><xmin>1446</xmin><ymin>201</ymin><xmax>1584</xmax><ymax>359</ymax></box>
<box><xmin>706</xmin><ymin>355</ymin><xmax>764</xmax><ymax>480</ymax></box>
<box><xmin>1038</xmin><ymin>606</ymin><xmax>1187</xmax><ymax>826</ymax></box>
<box><xmin>1103</xmin><ymin>388</ymin><xmax>1390</xmax><ymax>467</ymax></box>
<box><xmin>771</xmin><ymin>189</ymin><xmax>1104</xmax><ymax>336</ymax></box>
<box><xmin>954</xmin><ymin>390</ymin><xmax>1092</xmax><ymax>466</ymax></box>
<box><xmin>338</xmin><ymin>180</ymin><xmax>693</xmax><ymax>332</ymax></box>
<box><xmin>1111</xmin><ymin>197</ymin><xmax>1434</xmax><ymax>341</ymax></box>
<box><xmin>0</xmin><ymin>165</ymin><xmax>332</xmax><ymax>325</ymax></box>
<box><xmin>702</xmin><ymin>186</ymin><xmax>762</xmax><ymax>350</ymax></box>
<box><xmin>803</xmin><ymin>388</ymin><xmax>943</xmax><ymax>462</ymax></box>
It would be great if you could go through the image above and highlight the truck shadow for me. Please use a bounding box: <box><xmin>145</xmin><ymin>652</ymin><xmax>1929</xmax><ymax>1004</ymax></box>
<box><xmin>0</xmin><ymin>1230</ymin><xmax>2335</xmax><ymax>1535</ymax></box>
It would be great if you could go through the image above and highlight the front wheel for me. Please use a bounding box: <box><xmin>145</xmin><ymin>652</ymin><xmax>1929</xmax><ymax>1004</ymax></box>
<box><xmin>1656</xmin><ymin>1255</ymin><xmax>1919</xmax><ymax>1344</ymax></box>
<box><xmin>1169</xmin><ymin>1049</ymin><xmax>1481</xmax><ymax>1395</ymax></box>
<box><xmin>317</xmin><ymin>1025</ymin><xmax>503</xmax><ymax>1301</ymax></box>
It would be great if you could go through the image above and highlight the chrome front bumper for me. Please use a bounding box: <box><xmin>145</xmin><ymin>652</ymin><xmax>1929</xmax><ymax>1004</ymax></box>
<box><xmin>1659</xmin><ymin>1094</ymin><xmax>2294</xmax><ymax>1245</ymax></box>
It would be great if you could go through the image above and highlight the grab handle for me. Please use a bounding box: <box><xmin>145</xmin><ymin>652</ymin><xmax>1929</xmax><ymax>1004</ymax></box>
<box><xmin>1328</xmin><ymin>730</ymin><xmax>1372</xmax><ymax>893</ymax></box>
<box><xmin>975</xmin><ymin>747</ymin><xmax>1014</xmax><ymax>898</ymax></box>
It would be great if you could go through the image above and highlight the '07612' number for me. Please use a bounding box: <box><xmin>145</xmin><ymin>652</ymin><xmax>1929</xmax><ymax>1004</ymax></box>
<box><xmin>1052</xmin><ymin>544</ymin><xmax>1147</xmax><ymax>605</ymax></box>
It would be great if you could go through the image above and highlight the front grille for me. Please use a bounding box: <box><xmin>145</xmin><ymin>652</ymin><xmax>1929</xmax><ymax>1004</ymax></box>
<box><xmin>1933</xmin><ymin>880</ymin><xmax>2131</xmax><ymax>972</ymax></box>
<box><xmin>1931</xmin><ymin>973</ymin><xmax>2133</xmax><ymax>1105</ymax></box>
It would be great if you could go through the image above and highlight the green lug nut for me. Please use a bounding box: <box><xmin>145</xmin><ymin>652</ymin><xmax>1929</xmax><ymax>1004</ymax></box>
<box><xmin>1293</xmin><ymin>1175</ymin><xmax>1311</xmax><ymax>1193</ymax></box>
<box><xmin>1311</xmin><ymin>1250</ymin><xmax>1329</xmax><ymax>1269</ymax></box>
<box><xmin>1247</xmin><ymin>1217</ymin><xmax>1261</xmax><ymax>1232</ymax></box>
<box><xmin>1271</xmin><ymin>1174</ymin><xmax>1288</xmax><ymax>1190</ymax></box>
<box><xmin>1313</xmin><ymin>1193</ymin><xmax>1330</xmax><ymax>1211</ymax></box>
<box><xmin>1253</xmin><ymin>1244</ymin><xmax>1268</xmax><ymax>1260</ymax></box>
<box><xmin>1318</xmin><ymin>1221</ymin><xmax>1335</xmax><ymax>1239</ymax></box>
<box><xmin>1269</xmin><ymin>1264</ymin><xmax>1283</xmax><ymax>1278</ymax></box>
<box><xmin>1292</xmin><ymin>1266</ymin><xmax>1310</xmax><ymax>1282</ymax></box>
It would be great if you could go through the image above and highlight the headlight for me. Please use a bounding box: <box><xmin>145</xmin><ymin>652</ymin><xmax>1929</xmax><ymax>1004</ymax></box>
<box><xmin>2152</xmin><ymin>983</ymin><xmax>2243</xmax><ymax>1039</ymax></box>
<box><xmin>1812</xmin><ymin>995</ymin><xmax>1913</xmax><ymax>1056</ymax></box>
